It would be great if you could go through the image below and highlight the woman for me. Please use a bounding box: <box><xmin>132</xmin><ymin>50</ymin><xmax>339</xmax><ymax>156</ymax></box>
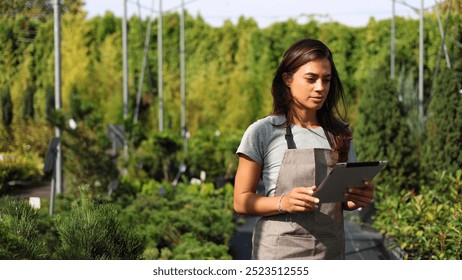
<box><xmin>233</xmin><ymin>38</ymin><xmax>375</xmax><ymax>260</ymax></box>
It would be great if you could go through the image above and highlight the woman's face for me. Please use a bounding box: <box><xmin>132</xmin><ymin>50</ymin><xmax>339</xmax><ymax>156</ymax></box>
<box><xmin>284</xmin><ymin>58</ymin><xmax>331</xmax><ymax>112</ymax></box>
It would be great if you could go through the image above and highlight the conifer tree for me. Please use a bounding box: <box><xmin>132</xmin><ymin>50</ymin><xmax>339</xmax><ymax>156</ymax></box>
<box><xmin>222</xmin><ymin>18</ymin><xmax>261</xmax><ymax>130</ymax></box>
<box><xmin>1</xmin><ymin>86</ymin><xmax>13</xmax><ymax>129</ymax></box>
<box><xmin>45</xmin><ymin>85</ymin><xmax>54</xmax><ymax>123</ymax></box>
<box><xmin>421</xmin><ymin>67</ymin><xmax>462</xmax><ymax>177</ymax></box>
<box><xmin>55</xmin><ymin>186</ymin><xmax>144</xmax><ymax>260</ymax></box>
<box><xmin>60</xmin><ymin>9</ymin><xmax>91</xmax><ymax>111</ymax></box>
<box><xmin>23</xmin><ymin>84</ymin><xmax>35</xmax><ymax>121</ymax></box>
<box><xmin>0</xmin><ymin>196</ymin><xmax>48</xmax><ymax>259</ymax></box>
<box><xmin>354</xmin><ymin>68</ymin><xmax>419</xmax><ymax>189</ymax></box>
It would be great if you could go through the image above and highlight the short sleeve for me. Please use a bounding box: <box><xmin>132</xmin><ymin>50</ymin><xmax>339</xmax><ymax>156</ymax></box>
<box><xmin>236</xmin><ymin>121</ymin><xmax>267</xmax><ymax>165</ymax></box>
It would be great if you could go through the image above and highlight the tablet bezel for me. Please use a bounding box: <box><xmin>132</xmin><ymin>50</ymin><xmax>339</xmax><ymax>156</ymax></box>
<box><xmin>313</xmin><ymin>160</ymin><xmax>387</xmax><ymax>203</ymax></box>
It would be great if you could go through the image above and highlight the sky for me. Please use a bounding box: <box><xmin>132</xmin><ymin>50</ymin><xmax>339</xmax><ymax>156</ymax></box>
<box><xmin>82</xmin><ymin>0</ymin><xmax>435</xmax><ymax>28</ymax></box>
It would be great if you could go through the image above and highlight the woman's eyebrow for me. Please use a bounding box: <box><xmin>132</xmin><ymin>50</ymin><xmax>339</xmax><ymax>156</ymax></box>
<box><xmin>303</xmin><ymin>72</ymin><xmax>331</xmax><ymax>77</ymax></box>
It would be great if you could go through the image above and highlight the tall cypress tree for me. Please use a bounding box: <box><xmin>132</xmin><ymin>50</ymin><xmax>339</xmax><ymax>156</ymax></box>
<box><xmin>421</xmin><ymin>67</ymin><xmax>462</xmax><ymax>177</ymax></box>
<box><xmin>23</xmin><ymin>84</ymin><xmax>35</xmax><ymax>121</ymax></box>
<box><xmin>354</xmin><ymin>68</ymin><xmax>419</xmax><ymax>190</ymax></box>
<box><xmin>45</xmin><ymin>85</ymin><xmax>54</xmax><ymax>123</ymax></box>
<box><xmin>1</xmin><ymin>86</ymin><xmax>13</xmax><ymax>129</ymax></box>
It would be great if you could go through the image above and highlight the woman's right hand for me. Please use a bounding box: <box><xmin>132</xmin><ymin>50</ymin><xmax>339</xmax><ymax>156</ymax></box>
<box><xmin>279</xmin><ymin>186</ymin><xmax>319</xmax><ymax>213</ymax></box>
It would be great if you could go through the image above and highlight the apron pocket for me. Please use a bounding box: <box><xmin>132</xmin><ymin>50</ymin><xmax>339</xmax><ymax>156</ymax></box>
<box><xmin>314</xmin><ymin>237</ymin><xmax>345</xmax><ymax>260</ymax></box>
<box><xmin>276</xmin><ymin>235</ymin><xmax>315</xmax><ymax>259</ymax></box>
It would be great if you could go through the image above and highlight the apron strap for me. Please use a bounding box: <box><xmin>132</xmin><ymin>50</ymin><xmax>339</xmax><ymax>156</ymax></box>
<box><xmin>285</xmin><ymin>126</ymin><xmax>297</xmax><ymax>149</ymax></box>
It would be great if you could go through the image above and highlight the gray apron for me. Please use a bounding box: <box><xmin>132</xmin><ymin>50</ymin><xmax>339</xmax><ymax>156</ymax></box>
<box><xmin>251</xmin><ymin>126</ymin><xmax>345</xmax><ymax>260</ymax></box>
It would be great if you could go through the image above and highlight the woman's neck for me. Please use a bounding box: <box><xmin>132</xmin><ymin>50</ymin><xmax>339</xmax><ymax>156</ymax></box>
<box><xmin>293</xmin><ymin>110</ymin><xmax>319</xmax><ymax>128</ymax></box>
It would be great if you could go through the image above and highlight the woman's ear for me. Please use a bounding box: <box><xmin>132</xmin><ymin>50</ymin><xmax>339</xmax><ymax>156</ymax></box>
<box><xmin>282</xmin><ymin>73</ymin><xmax>292</xmax><ymax>87</ymax></box>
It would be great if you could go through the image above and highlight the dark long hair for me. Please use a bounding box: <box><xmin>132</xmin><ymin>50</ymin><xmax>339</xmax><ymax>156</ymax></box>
<box><xmin>271</xmin><ymin>38</ymin><xmax>351</xmax><ymax>162</ymax></box>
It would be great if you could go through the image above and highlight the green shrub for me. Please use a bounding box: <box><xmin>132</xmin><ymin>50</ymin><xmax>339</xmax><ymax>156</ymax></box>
<box><xmin>118</xmin><ymin>180</ymin><xmax>235</xmax><ymax>260</ymax></box>
<box><xmin>172</xmin><ymin>233</ymin><xmax>232</xmax><ymax>260</ymax></box>
<box><xmin>126</xmin><ymin>131</ymin><xmax>182</xmax><ymax>182</ymax></box>
<box><xmin>373</xmin><ymin>170</ymin><xmax>462</xmax><ymax>259</ymax></box>
<box><xmin>421</xmin><ymin>67</ymin><xmax>462</xmax><ymax>179</ymax></box>
<box><xmin>354</xmin><ymin>68</ymin><xmax>419</xmax><ymax>189</ymax></box>
<box><xmin>0</xmin><ymin>152</ymin><xmax>43</xmax><ymax>187</ymax></box>
<box><xmin>187</xmin><ymin>129</ymin><xmax>242</xmax><ymax>180</ymax></box>
<box><xmin>54</xmin><ymin>186</ymin><xmax>145</xmax><ymax>260</ymax></box>
<box><xmin>0</xmin><ymin>196</ymin><xmax>49</xmax><ymax>259</ymax></box>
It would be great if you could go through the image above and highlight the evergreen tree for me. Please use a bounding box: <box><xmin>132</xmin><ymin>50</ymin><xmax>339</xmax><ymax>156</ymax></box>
<box><xmin>0</xmin><ymin>0</ymin><xmax>84</xmax><ymax>20</ymax></box>
<box><xmin>93</xmin><ymin>32</ymin><xmax>123</xmax><ymax>126</ymax></box>
<box><xmin>0</xmin><ymin>20</ymin><xmax>17</xmax><ymax>86</ymax></box>
<box><xmin>59</xmin><ymin>94</ymin><xmax>118</xmax><ymax>193</ymax></box>
<box><xmin>45</xmin><ymin>85</ymin><xmax>54</xmax><ymax>123</ymax></box>
<box><xmin>60</xmin><ymin>9</ymin><xmax>92</xmax><ymax>111</ymax></box>
<box><xmin>1</xmin><ymin>86</ymin><xmax>13</xmax><ymax>129</ymax></box>
<box><xmin>0</xmin><ymin>196</ymin><xmax>48</xmax><ymax>259</ymax></box>
<box><xmin>397</xmin><ymin>67</ymin><xmax>425</xmax><ymax>159</ymax></box>
<box><xmin>222</xmin><ymin>17</ymin><xmax>261</xmax><ymax>131</ymax></box>
<box><xmin>354</xmin><ymin>68</ymin><xmax>419</xmax><ymax>189</ymax></box>
<box><xmin>55</xmin><ymin>186</ymin><xmax>144</xmax><ymax>260</ymax></box>
<box><xmin>23</xmin><ymin>84</ymin><xmax>35</xmax><ymax>120</ymax></box>
<box><xmin>421</xmin><ymin>67</ymin><xmax>462</xmax><ymax>177</ymax></box>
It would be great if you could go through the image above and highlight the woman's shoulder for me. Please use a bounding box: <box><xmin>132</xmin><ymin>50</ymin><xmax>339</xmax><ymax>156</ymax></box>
<box><xmin>252</xmin><ymin>114</ymin><xmax>286</xmax><ymax>127</ymax></box>
<box><xmin>246</xmin><ymin>115</ymin><xmax>285</xmax><ymax>137</ymax></box>
<box><xmin>246</xmin><ymin>115</ymin><xmax>286</xmax><ymax>133</ymax></box>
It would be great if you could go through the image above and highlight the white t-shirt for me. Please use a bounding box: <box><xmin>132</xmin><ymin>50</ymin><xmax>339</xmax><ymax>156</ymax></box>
<box><xmin>236</xmin><ymin>115</ymin><xmax>357</xmax><ymax>197</ymax></box>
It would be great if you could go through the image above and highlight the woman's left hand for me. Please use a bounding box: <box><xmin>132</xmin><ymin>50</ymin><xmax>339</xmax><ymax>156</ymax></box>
<box><xmin>344</xmin><ymin>180</ymin><xmax>375</xmax><ymax>210</ymax></box>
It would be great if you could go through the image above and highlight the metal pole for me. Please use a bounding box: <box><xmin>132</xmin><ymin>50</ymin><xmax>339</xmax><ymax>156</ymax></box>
<box><xmin>49</xmin><ymin>168</ymin><xmax>56</xmax><ymax>215</ymax></box>
<box><xmin>418</xmin><ymin>0</ymin><xmax>424</xmax><ymax>120</ymax></box>
<box><xmin>391</xmin><ymin>0</ymin><xmax>396</xmax><ymax>79</ymax></box>
<box><xmin>122</xmin><ymin>0</ymin><xmax>129</xmax><ymax>157</ymax></box>
<box><xmin>53</xmin><ymin>0</ymin><xmax>62</xmax><ymax>197</ymax></box>
<box><xmin>134</xmin><ymin>0</ymin><xmax>155</xmax><ymax>124</ymax></box>
<box><xmin>158</xmin><ymin>0</ymin><xmax>164</xmax><ymax>132</ymax></box>
<box><xmin>180</xmin><ymin>0</ymin><xmax>187</xmax><ymax>153</ymax></box>
<box><xmin>435</xmin><ymin>0</ymin><xmax>451</xmax><ymax>69</ymax></box>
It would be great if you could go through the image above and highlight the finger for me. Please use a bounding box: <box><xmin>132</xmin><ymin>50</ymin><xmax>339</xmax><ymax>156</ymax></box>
<box><xmin>291</xmin><ymin>196</ymin><xmax>319</xmax><ymax>207</ymax></box>
<box><xmin>345</xmin><ymin>189</ymin><xmax>373</xmax><ymax>202</ymax></box>
<box><xmin>290</xmin><ymin>189</ymin><xmax>318</xmax><ymax>202</ymax></box>
<box><xmin>293</xmin><ymin>186</ymin><xmax>316</xmax><ymax>195</ymax></box>
<box><xmin>363</xmin><ymin>180</ymin><xmax>374</xmax><ymax>190</ymax></box>
<box><xmin>346</xmin><ymin>193</ymin><xmax>374</xmax><ymax>206</ymax></box>
<box><xmin>347</xmin><ymin>185</ymin><xmax>374</xmax><ymax>195</ymax></box>
<box><xmin>284</xmin><ymin>197</ymin><xmax>318</xmax><ymax>212</ymax></box>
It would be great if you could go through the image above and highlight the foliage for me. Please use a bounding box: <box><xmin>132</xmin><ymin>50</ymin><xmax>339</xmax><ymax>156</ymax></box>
<box><xmin>354</xmin><ymin>68</ymin><xmax>419</xmax><ymax>189</ymax></box>
<box><xmin>0</xmin><ymin>196</ymin><xmax>49</xmax><ymax>259</ymax></box>
<box><xmin>396</xmin><ymin>67</ymin><xmax>425</xmax><ymax>144</ymax></box>
<box><xmin>0</xmin><ymin>152</ymin><xmax>43</xmax><ymax>188</ymax></box>
<box><xmin>373</xmin><ymin>170</ymin><xmax>462</xmax><ymax>259</ymax></box>
<box><xmin>54</xmin><ymin>186</ymin><xmax>145</xmax><ymax>260</ymax></box>
<box><xmin>421</xmin><ymin>67</ymin><xmax>462</xmax><ymax>178</ymax></box>
<box><xmin>1</xmin><ymin>86</ymin><xmax>13</xmax><ymax>129</ymax></box>
<box><xmin>171</xmin><ymin>233</ymin><xmax>232</xmax><ymax>260</ymax></box>
<box><xmin>23</xmin><ymin>83</ymin><xmax>35</xmax><ymax>121</ymax></box>
<box><xmin>118</xmin><ymin>179</ymin><xmax>235</xmax><ymax>260</ymax></box>
<box><xmin>126</xmin><ymin>130</ymin><xmax>182</xmax><ymax>182</ymax></box>
<box><xmin>47</xmin><ymin>96</ymin><xmax>119</xmax><ymax>194</ymax></box>
<box><xmin>0</xmin><ymin>0</ymin><xmax>85</xmax><ymax>21</ymax></box>
<box><xmin>187</xmin><ymin>129</ymin><xmax>242</xmax><ymax>181</ymax></box>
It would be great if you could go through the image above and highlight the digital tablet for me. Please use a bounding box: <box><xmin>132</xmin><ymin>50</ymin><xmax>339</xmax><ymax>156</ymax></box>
<box><xmin>313</xmin><ymin>161</ymin><xmax>387</xmax><ymax>203</ymax></box>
